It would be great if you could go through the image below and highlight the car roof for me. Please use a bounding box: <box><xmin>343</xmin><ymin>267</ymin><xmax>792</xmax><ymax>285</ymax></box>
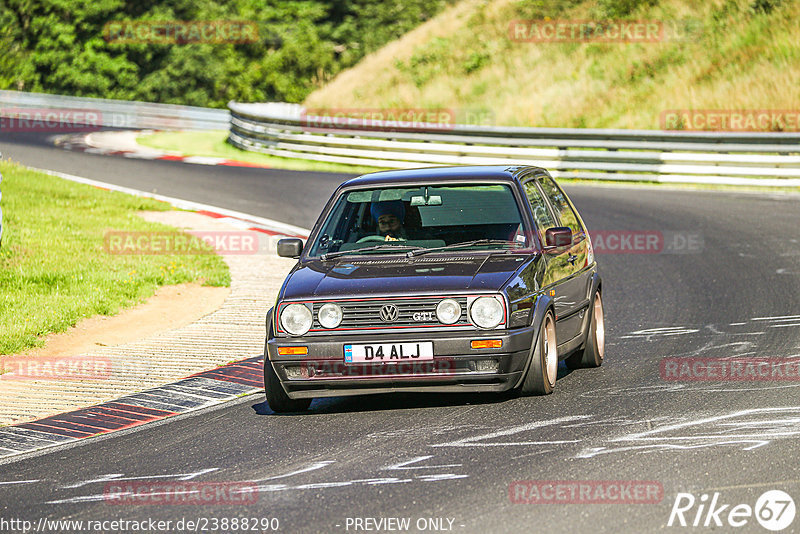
<box><xmin>340</xmin><ymin>165</ymin><xmax>547</xmax><ymax>189</ymax></box>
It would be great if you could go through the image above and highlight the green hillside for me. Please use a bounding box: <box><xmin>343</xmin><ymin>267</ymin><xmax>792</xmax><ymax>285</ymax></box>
<box><xmin>305</xmin><ymin>0</ymin><xmax>800</xmax><ymax>129</ymax></box>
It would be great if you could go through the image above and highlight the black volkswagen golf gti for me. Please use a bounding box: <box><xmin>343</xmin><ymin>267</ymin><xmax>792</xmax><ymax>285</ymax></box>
<box><xmin>264</xmin><ymin>165</ymin><xmax>604</xmax><ymax>412</ymax></box>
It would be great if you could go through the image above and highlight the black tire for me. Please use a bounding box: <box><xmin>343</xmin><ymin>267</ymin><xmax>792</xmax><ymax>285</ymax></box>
<box><xmin>263</xmin><ymin>357</ymin><xmax>311</xmax><ymax>413</ymax></box>
<box><xmin>263</xmin><ymin>312</ymin><xmax>311</xmax><ymax>413</ymax></box>
<box><xmin>521</xmin><ymin>310</ymin><xmax>558</xmax><ymax>395</ymax></box>
<box><xmin>565</xmin><ymin>291</ymin><xmax>605</xmax><ymax>369</ymax></box>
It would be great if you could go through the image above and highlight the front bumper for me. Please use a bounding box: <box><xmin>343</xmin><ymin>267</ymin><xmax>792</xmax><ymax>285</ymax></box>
<box><xmin>266</xmin><ymin>327</ymin><xmax>536</xmax><ymax>399</ymax></box>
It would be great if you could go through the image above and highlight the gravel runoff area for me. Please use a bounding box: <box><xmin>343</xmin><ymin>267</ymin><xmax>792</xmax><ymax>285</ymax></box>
<box><xmin>0</xmin><ymin>211</ymin><xmax>296</xmax><ymax>425</ymax></box>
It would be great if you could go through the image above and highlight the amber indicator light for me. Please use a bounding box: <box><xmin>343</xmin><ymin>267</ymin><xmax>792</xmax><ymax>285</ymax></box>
<box><xmin>277</xmin><ymin>346</ymin><xmax>308</xmax><ymax>356</ymax></box>
<box><xmin>471</xmin><ymin>339</ymin><xmax>502</xmax><ymax>349</ymax></box>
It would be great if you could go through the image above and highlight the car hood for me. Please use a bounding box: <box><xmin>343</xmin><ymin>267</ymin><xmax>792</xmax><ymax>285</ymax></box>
<box><xmin>281</xmin><ymin>254</ymin><xmax>538</xmax><ymax>300</ymax></box>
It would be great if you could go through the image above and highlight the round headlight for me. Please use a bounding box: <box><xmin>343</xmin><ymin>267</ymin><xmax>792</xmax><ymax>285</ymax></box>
<box><xmin>280</xmin><ymin>303</ymin><xmax>313</xmax><ymax>336</ymax></box>
<box><xmin>436</xmin><ymin>299</ymin><xmax>461</xmax><ymax>325</ymax></box>
<box><xmin>318</xmin><ymin>303</ymin><xmax>343</xmax><ymax>329</ymax></box>
<box><xmin>470</xmin><ymin>296</ymin><xmax>504</xmax><ymax>329</ymax></box>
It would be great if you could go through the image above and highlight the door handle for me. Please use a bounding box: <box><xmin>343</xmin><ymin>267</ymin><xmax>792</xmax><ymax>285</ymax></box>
<box><xmin>568</xmin><ymin>254</ymin><xmax>577</xmax><ymax>265</ymax></box>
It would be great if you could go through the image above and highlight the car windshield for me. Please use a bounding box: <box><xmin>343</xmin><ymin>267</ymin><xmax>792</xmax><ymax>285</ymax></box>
<box><xmin>307</xmin><ymin>183</ymin><xmax>532</xmax><ymax>258</ymax></box>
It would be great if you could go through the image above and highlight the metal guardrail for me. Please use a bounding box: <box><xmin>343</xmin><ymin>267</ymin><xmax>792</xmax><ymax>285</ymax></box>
<box><xmin>0</xmin><ymin>90</ymin><xmax>229</xmax><ymax>131</ymax></box>
<box><xmin>228</xmin><ymin>102</ymin><xmax>800</xmax><ymax>187</ymax></box>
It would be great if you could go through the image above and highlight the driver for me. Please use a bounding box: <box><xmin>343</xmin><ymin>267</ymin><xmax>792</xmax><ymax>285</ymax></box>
<box><xmin>370</xmin><ymin>200</ymin><xmax>408</xmax><ymax>241</ymax></box>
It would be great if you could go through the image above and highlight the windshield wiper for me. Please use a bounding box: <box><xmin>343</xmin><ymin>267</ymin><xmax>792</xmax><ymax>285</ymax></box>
<box><xmin>320</xmin><ymin>244</ymin><xmax>421</xmax><ymax>261</ymax></box>
<box><xmin>407</xmin><ymin>239</ymin><xmax>525</xmax><ymax>257</ymax></box>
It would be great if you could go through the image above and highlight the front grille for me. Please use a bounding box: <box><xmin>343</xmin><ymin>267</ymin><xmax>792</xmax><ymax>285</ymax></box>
<box><xmin>310</xmin><ymin>296</ymin><xmax>471</xmax><ymax>332</ymax></box>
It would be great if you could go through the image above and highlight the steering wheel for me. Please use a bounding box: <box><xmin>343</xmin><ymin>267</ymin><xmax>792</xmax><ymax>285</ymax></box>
<box><xmin>356</xmin><ymin>235</ymin><xmax>388</xmax><ymax>243</ymax></box>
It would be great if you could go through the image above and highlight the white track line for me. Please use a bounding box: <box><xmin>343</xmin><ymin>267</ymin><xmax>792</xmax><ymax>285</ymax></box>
<box><xmin>29</xmin><ymin>166</ymin><xmax>311</xmax><ymax>237</ymax></box>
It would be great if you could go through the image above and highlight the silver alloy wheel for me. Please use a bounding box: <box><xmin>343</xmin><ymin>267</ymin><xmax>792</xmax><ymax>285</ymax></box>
<box><xmin>543</xmin><ymin>314</ymin><xmax>557</xmax><ymax>386</ymax></box>
<box><xmin>594</xmin><ymin>293</ymin><xmax>605</xmax><ymax>360</ymax></box>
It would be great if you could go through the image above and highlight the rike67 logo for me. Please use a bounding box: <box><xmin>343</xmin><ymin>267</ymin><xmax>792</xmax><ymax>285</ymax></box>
<box><xmin>668</xmin><ymin>490</ymin><xmax>796</xmax><ymax>531</ymax></box>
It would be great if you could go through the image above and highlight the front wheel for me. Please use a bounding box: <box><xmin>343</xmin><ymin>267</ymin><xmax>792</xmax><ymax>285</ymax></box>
<box><xmin>264</xmin><ymin>358</ymin><xmax>311</xmax><ymax>413</ymax></box>
<box><xmin>565</xmin><ymin>291</ymin><xmax>605</xmax><ymax>369</ymax></box>
<box><xmin>263</xmin><ymin>312</ymin><xmax>311</xmax><ymax>413</ymax></box>
<box><xmin>520</xmin><ymin>310</ymin><xmax>558</xmax><ymax>395</ymax></box>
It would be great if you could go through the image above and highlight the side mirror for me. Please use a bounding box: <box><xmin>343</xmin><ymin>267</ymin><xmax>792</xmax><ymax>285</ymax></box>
<box><xmin>544</xmin><ymin>227</ymin><xmax>573</xmax><ymax>248</ymax></box>
<box><xmin>277</xmin><ymin>238</ymin><xmax>304</xmax><ymax>258</ymax></box>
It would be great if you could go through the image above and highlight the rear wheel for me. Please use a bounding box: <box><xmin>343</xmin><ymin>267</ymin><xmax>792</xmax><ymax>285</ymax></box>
<box><xmin>521</xmin><ymin>310</ymin><xmax>558</xmax><ymax>395</ymax></box>
<box><xmin>566</xmin><ymin>291</ymin><xmax>605</xmax><ymax>369</ymax></box>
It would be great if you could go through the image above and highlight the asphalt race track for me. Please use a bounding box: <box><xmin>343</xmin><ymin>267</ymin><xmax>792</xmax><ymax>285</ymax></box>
<box><xmin>2</xmin><ymin>132</ymin><xmax>800</xmax><ymax>533</ymax></box>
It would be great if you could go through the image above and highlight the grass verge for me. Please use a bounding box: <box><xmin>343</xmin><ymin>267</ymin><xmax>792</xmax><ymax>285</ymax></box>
<box><xmin>0</xmin><ymin>160</ymin><xmax>230</xmax><ymax>355</ymax></box>
<box><xmin>136</xmin><ymin>130</ymin><xmax>384</xmax><ymax>175</ymax></box>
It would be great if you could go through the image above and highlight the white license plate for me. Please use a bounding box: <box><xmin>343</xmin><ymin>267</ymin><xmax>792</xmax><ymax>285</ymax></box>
<box><xmin>344</xmin><ymin>342</ymin><xmax>434</xmax><ymax>364</ymax></box>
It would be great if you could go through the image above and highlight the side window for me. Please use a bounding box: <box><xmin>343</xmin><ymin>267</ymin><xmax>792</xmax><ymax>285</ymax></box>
<box><xmin>523</xmin><ymin>180</ymin><xmax>556</xmax><ymax>243</ymax></box>
<box><xmin>535</xmin><ymin>174</ymin><xmax>582</xmax><ymax>234</ymax></box>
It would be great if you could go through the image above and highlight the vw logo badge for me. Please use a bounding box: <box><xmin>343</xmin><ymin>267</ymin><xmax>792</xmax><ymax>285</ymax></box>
<box><xmin>379</xmin><ymin>304</ymin><xmax>399</xmax><ymax>322</ymax></box>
